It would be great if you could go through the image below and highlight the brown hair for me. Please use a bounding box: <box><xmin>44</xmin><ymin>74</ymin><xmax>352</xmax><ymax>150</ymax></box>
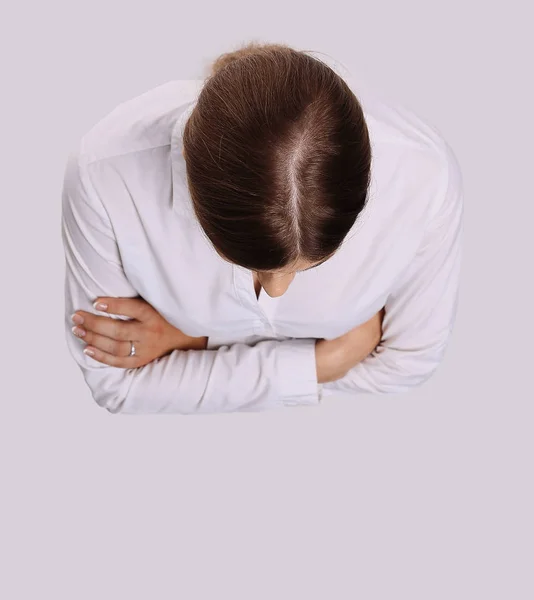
<box><xmin>182</xmin><ymin>41</ymin><xmax>372</xmax><ymax>272</ymax></box>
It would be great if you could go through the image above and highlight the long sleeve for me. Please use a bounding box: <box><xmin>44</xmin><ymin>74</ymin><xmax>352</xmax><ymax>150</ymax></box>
<box><xmin>321</xmin><ymin>141</ymin><xmax>464</xmax><ymax>396</ymax></box>
<box><xmin>61</xmin><ymin>149</ymin><xmax>320</xmax><ymax>414</ymax></box>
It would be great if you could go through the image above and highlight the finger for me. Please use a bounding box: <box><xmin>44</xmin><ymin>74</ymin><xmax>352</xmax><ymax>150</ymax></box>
<box><xmin>72</xmin><ymin>327</ymin><xmax>133</xmax><ymax>357</ymax></box>
<box><xmin>83</xmin><ymin>345</ymin><xmax>140</xmax><ymax>368</ymax></box>
<box><xmin>73</xmin><ymin>311</ymin><xmax>142</xmax><ymax>342</ymax></box>
<box><xmin>92</xmin><ymin>296</ymin><xmax>153</xmax><ymax>321</ymax></box>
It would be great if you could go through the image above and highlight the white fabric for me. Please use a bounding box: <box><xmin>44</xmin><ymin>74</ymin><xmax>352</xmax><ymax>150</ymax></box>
<box><xmin>61</xmin><ymin>78</ymin><xmax>463</xmax><ymax>414</ymax></box>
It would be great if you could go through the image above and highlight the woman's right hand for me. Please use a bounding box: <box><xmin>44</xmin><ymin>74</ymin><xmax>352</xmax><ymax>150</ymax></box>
<box><xmin>315</xmin><ymin>307</ymin><xmax>385</xmax><ymax>384</ymax></box>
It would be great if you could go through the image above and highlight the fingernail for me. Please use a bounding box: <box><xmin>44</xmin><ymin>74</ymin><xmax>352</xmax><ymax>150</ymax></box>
<box><xmin>72</xmin><ymin>326</ymin><xmax>85</xmax><ymax>337</ymax></box>
<box><xmin>71</xmin><ymin>313</ymin><xmax>84</xmax><ymax>325</ymax></box>
<box><xmin>93</xmin><ymin>301</ymin><xmax>108</xmax><ymax>311</ymax></box>
<box><xmin>83</xmin><ymin>348</ymin><xmax>95</xmax><ymax>356</ymax></box>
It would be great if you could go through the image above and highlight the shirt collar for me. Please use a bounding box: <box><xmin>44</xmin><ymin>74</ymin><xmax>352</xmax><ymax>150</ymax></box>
<box><xmin>170</xmin><ymin>100</ymin><xmax>197</xmax><ymax>218</ymax></box>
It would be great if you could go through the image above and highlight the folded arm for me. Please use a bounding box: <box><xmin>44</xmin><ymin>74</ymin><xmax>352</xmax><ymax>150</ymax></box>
<box><xmin>322</xmin><ymin>141</ymin><xmax>464</xmax><ymax>396</ymax></box>
<box><xmin>61</xmin><ymin>149</ymin><xmax>319</xmax><ymax>414</ymax></box>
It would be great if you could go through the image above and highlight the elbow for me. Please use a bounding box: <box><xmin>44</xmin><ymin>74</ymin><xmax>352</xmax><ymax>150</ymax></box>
<box><xmin>83</xmin><ymin>369</ymin><xmax>131</xmax><ymax>414</ymax></box>
<box><xmin>371</xmin><ymin>342</ymin><xmax>450</xmax><ymax>394</ymax></box>
<box><xmin>92</xmin><ymin>392</ymin><xmax>126</xmax><ymax>414</ymax></box>
<box><xmin>371</xmin><ymin>366</ymin><xmax>440</xmax><ymax>395</ymax></box>
<box><xmin>384</xmin><ymin>365</ymin><xmax>440</xmax><ymax>394</ymax></box>
<box><xmin>89</xmin><ymin>390</ymin><xmax>127</xmax><ymax>415</ymax></box>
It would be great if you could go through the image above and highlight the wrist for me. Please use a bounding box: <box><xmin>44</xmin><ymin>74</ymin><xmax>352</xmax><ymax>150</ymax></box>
<box><xmin>190</xmin><ymin>336</ymin><xmax>209</xmax><ymax>350</ymax></box>
<box><xmin>168</xmin><ymin>325</ymin><xmax>208</xmax><ymax>351</ymax></box>
<box><xmin>178</xmin><ymin>334</ymin><xmax>209</xmax><ymax>351</ymax></box>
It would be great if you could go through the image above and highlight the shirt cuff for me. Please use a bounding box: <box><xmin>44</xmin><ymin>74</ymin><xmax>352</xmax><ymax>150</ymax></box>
<box><xmin>277</xmin><ymin>338</ymin><xmax>320</xmax><ymax>407</ymax></box>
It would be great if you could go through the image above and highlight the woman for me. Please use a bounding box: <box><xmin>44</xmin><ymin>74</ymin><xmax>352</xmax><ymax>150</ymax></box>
<box><xmin>62</xmin><ymin>42</ymin><xmax>463</xmax><ymax>414</ymax></box>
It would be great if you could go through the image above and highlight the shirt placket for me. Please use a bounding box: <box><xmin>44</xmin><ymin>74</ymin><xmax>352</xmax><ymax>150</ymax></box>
<box><xmin>233</xmin><ymin>265</ymin><xmax>280</xmax><ymax>336</ymax></box>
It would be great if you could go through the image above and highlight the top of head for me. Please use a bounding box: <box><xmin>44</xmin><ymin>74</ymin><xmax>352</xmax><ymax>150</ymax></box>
<box><xmin>181</xmin><ymin>41</ymin><xmax>372</xmax><ymax>276</ymax></box>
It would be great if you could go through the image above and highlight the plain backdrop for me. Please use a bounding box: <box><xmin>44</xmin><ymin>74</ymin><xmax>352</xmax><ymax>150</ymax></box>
<box><xmin>0</xmin><ymin>1</ymin><xmax>532</xmax><ymax>599</ymax></box>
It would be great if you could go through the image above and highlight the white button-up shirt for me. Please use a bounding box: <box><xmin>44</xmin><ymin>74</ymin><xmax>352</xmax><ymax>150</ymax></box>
<box><xmin>61</xmin><ymin>78</ymin><xmax>463</xmax><ymax>414</ymax></box>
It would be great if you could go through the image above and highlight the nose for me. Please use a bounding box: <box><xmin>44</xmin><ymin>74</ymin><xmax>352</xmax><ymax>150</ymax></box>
<box><xmin>261</xmin><ymin>273</ymin><xmax>296</xmax><ymax>297</ymax></box>
<box><xmin>264</xmin><ymin>286</ymin><xmax>287</xmax><ymax>298</ymax></box>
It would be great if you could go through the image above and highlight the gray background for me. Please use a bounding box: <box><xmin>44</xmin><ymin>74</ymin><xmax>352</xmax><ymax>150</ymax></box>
<box><xmin>1</xmin><ymin>0</ymin><xmax>532</xmax><ymax>598</ymax></box>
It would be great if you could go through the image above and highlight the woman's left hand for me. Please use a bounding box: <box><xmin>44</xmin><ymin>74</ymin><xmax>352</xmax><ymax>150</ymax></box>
<box><xmin>71</xmin><ymin>296</ymin><xmax>208</xmax><ymax>368</ymax></box>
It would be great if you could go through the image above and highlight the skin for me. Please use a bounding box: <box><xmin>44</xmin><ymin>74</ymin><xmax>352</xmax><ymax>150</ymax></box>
<box><xmin>72</xmin><ymin>148</ymin><xmax>383</xmax><ymax>382</ymax></box>
<box><xmin>71</xmin><ymin>253</ymin><xmax>384</xmax><ymax>384</ymax></box>
<box><xmin>217</xmin><ymin>250</ymin><xmax>332</xmax><ymax>299</ymax></box>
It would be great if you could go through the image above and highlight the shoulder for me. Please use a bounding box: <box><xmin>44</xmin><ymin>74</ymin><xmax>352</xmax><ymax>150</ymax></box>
<box><xmin>346</xmin><ymin>77</ymin><xmax>462</xmax><ymax>221</ymax></box>
<box><xmin>75</xmin><ymin>79</ymin><xmax>203</xmax><ymax>167</ymax></box>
